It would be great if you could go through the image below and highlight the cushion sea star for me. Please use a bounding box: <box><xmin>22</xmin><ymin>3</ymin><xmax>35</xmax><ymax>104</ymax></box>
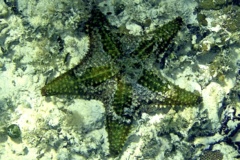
<box><xmin>41</xmin><ymin>7</ymin><xmax>202</xmax><ymax>157</ymax></box>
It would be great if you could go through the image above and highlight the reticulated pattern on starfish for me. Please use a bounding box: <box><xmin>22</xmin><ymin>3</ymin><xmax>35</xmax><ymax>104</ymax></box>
<box><xmin>138</xmin><ymin>69</ymin><xmax>202</xmax><ymax>106</ymax></box>
<box><xmin>41</xmin><ymin>6</ymin><xmax>202</xmax><ymax>157</ymax></box>
<box><xmin>106</xmin><ymin>115</ymin><xmax>132</xmax><ymax>156</ymax></box>
<box><xmin>113</xmin><ymin>78</ymin><xmax>133</xmax><ymax>116</ymax></box>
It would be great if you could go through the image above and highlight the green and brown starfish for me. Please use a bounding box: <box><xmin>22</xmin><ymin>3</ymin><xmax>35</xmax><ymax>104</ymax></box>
<box><xmin>41</xmin><ymin>7</ymin><xmax>202</xmax><ymax>157</ymax></box>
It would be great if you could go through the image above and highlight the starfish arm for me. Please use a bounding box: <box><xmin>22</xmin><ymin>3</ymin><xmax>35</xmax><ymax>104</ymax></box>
<box><xmin>113</xmin><ymin>78</ymin><xmax>133</xmax><ymax>116</ymax></box>
<box><xmin>154</xmin><ymin>17</ymin><xmax>183</xmax><ymax>56</ymax></box>
<box><xmin>138</xmin><ymin>69</ymin><xmax>202</xmax><ymax>106</ymax></box>
<box><xmin>41</xmin><ymin>63</ymin><xmax>119</xmax><ymax>96</ymax></box>
<box><xmin>99</xmin><ymin>29</ymin><xmax>123</xmax><ymax>59</ymax></box>
<box><xmin>86</xmin><ymin>8</ymin><xmax>123</xmax><ymax>59</ymax></box>
<box><xmin>85</xmin><ymin>7</ymin><xmax>111</xmax><ymax>32</ymax></box>
<box><xmin>131</xmin><ymin>17</ymin><xmax>183</xmax><ymax>59</ymax></box>
<box><xmin>106</xmin><ymin>116</ymin><xmax>132</xmax><ymax>157</ymax></box>
<box><xmin>77</xmin><ymin>63</ymin><xmax>119</xmax><ymax>86</ymax></box>
<box><xmin>41</xmin><ymin>70</ymin><xmax>81</xmax><ymax>96</ymax></box>
<box><xmin>131</xmin><ymin>39</ymin><xmax>156</xmax><ymax>59</ymax></box>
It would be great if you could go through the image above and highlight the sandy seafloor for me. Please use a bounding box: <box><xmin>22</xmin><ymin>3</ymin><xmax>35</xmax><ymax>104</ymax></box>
<box><xmin>0</xmin><ymin>0</ymin><xmax>240</xmax><ymax>159</ymax></box>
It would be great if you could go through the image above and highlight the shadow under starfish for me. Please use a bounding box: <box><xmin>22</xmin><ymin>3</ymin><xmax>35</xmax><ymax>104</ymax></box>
<box><xmin>41</xmin><ymin>7</ymin><xmax>202</xmax><ymax>157</ymax></box>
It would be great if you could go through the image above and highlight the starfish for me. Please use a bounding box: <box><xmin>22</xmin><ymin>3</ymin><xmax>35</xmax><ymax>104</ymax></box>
<box><xmin>41</xmin><ymin>7</ymin><xmax>202</xmax><ymax>157</ymax></box>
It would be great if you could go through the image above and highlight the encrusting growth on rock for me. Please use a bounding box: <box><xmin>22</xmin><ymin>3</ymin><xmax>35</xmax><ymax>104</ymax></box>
<box><xmin>200</xmin><ymin>150</ymin><xmax>223</xmax><ymax>160</ymax></box>
<box><xmin>41</xmin><ymin>6</ymin><xmax>202</xmax><ymax>157</ymax></box>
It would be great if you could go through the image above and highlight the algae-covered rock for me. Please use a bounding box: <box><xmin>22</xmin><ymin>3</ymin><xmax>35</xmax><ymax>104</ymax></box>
<box><xmin>7</xmin><ymin>124</ymin><xmax>21</xmax><ymax>139</ymax></box>
<box><xmin>198</xmin><ymin>0</ymin><xmax>232</xmax><ymax>10</ymax></box>
<box><xmin>197</xmin><ymin>13</ymin><xmax>208</xmax><ymax>26</ymax></box>
<box><xmin>222</xmin><ymin>6</ymin><xmax>240</xmax><ymax>32</ymax></box>
<box><xmin>200</xmin><ymin>150</ymin><xmax>223</xmax><ymax>160</ymax></box>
